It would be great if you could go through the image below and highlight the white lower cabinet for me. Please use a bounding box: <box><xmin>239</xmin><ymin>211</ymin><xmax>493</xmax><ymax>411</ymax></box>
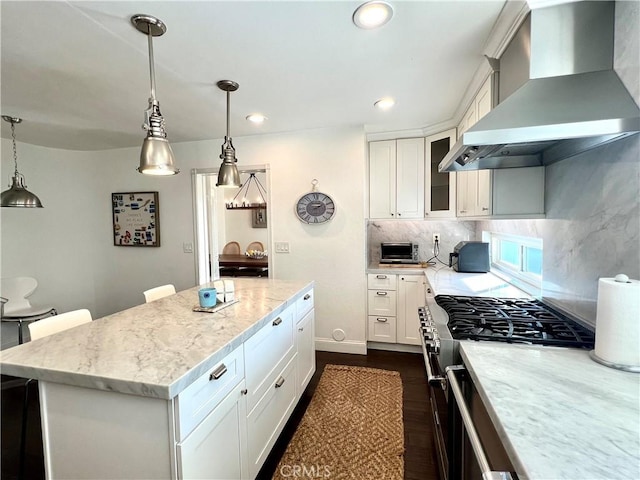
<box><xmin>367</xmin><ymin>273</ymin><xmax>424</xmax><ymax>346</ymax></box>
<box><xmin>367</xmin><ymin>316</ymin><xmax>397</xmax><ymax>343</ymax></box>
<box><xmin>397</xmin><ymin>275</ymin><xmax>425</xmax><ymax>345</ymax></box>
<box><xmin>177</xmin><ymin>380</ymin><xmax>248</xmax><ymax>480</ymax></box>
<box><xmin>246</xmin><ymin>355</ymin><xmax>298</xmax><ymax>479</ymax></box>
<box><xmin>367</xmin><ymin>289</ymin><xmax>397</xmax><ymax>316</ymax></box>
<box><xmin>296</xmin><ymin>309</ymin><xmax>315</xmax><ymax>396</ymax></box>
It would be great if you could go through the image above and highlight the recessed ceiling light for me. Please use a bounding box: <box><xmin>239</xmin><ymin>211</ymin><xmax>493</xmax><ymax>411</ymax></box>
<box><xmin>246</xmin><ymin>113</ymin><xmax>267</xmax><ymax>124</ymax></box>
<box><xmin>374</xmin><ymin>98</ymin><xmax>395</xmax><ymax>110</ymax></box>
<box><xmin>353</xmin><ymin>1</ymin><xmax>394</xmax><ymax>29</ymax></box>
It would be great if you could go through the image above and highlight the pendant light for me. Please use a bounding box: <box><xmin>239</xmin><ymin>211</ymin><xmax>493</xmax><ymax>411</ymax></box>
<box><xmin>1</xmin><ymin>116</ymin><xmax>43</xmax><ymax>208</ymax></box>
<box><xmin>131</xmin><ymin>14</ymin><xmax>179</xmax><ymax>176</ymax></box>
<box><xmin>216</xmin><ymin>80</ymin><xmax>242</xmax><ymax>188</ymax></box>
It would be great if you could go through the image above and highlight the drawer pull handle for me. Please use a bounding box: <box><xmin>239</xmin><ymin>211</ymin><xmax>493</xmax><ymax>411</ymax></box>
<box><xmin>304</xmin><ymin>294</ymin><xmax>311</xmax><ymax>300</ymax></box>
<box><xmin>376</xmin><ymin>275</ymin><xmax>387</xmax><ymax>279</ymax></box>
<box><xmin>298</xmin><ymin>327</ymin><xmax>304</xmax><ymax>332</ymax></box>
<box><xmin>376</xmin><ymin>318</ymin><xmax>387</xmax><ymax>323</ymax></box>
<box><xmin>275</xmin><ymin>376</ymin><xmax>285</xmax><ymax>388</ymax></box>
<box><xmin>209</xmin><ymin>364</ymin><xmax>227</xmax><ymax>381</ymax></box>
<box><xmin>241</xmin><ymin>389</ymin><xmax>248</xmax><ymax>395</ymax></box>
<box><xmin>273</xmin><ymin>317</ymin><xmax>283</xmax><ymax>326</ymax></box>
<box><xmin>376</xmin><ymin>291</ymin><xmax>388</xmax><ymax>296</ymax></box>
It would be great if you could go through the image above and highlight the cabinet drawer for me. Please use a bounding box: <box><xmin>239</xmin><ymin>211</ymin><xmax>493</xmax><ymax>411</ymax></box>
<box><xmin>175</xmin><ymin>344</ymin><xmax>244</xmax><ymax>442</ymax></box>
<box><xmin>368</xmin><ymin>290</ymin><xmax>397</xmax><ymax>316</ymax></box>
<box><xmin>367</xmin><ymin>273</ymin><xmax>397</xmax><ymax>290</ymax></box>
<box><xmin>367</xmin><ymin>316</ymin><xmax>397</xmax><ymax>343</ymax></box>
<box><xmin>244</xmin><ymin>304</ymin><xmax>295</xmax><ymax>413</ymax></box>
<box><xmin>246</xmin><ymin>355</ymin><xmax>297</xmax><ymax>479</ymax></box>
<box><xmin>296</xmin><ymin>288</ymin><xmax>314</xmax><ymax>318</ymax></box>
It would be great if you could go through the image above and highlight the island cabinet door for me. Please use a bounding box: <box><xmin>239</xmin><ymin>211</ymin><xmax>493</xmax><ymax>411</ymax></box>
<box><xmin>246</xmin><ymin>355</ymin><xmax>298</xmax><ymax>479</ymax></box>
<box><xmin>176</xmin><ymin>381</ymin><xmax>249</xmax><ymax>480</ymax></box>
<box><xmin>296</xmin><ymin>308</ymin><xmax>315</xmax><ymax>398</ymax></box>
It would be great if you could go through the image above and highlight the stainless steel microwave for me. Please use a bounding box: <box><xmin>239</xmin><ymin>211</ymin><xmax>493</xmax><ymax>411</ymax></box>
<box><xmin>380</xmin><ymin>242</ymin><xmax>419</xmax><ymax>264</ymax></box>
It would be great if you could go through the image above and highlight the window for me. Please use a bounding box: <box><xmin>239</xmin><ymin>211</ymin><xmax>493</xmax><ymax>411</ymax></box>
<box><xmin>488</xmin><ymin>232</ymin><xmax>543</xmax><ymax>288</ymax></box>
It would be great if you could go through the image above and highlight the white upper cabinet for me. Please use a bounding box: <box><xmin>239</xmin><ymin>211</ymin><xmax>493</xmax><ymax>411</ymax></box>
<box><xmin>369</xmin><ymin>140</ymin><xmax>397</xmax><ymax>219</ymax></box>
<box><xmin>369</xmin><ymin>138</ymin><xmax>424</xmax><ymax>219</ymax></box>
<box><xmin>456</xmin><ymin>75</ymin><xmax>544</xmax><ymax>219</ymax></box>
<box><xmin>475</xmin><ymin>77</ymin><xmax>493</xmax><ymax>122</ymax></box>
<box><xmin>425</xmin><ymin>129</ymin><xmax>457</xmax><ymax>218</ymax></box>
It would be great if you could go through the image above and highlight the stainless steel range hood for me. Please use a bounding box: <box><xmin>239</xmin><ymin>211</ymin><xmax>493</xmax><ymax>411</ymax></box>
<box><xmin>439</xmin><ymin>1</ymin><xmax>640</xmax><ymax>173</ymax></box>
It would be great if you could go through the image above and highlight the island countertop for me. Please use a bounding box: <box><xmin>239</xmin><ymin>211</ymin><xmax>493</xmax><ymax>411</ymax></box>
<box><xmin>0</xmin><ymin>278</ymin><xmax>313</xmax><ymax>400</ymax></box>
<box><xmin>459</xmin><ymin>342</ymin><xmax>640</xmax><ymax>480</ymax></box>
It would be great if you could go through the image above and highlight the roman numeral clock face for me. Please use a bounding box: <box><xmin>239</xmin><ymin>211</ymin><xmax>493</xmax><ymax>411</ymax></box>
<box><xmin>295</xmin><ymin>191</ymin><xmax>336</xmax><ymax>224</ymax></box>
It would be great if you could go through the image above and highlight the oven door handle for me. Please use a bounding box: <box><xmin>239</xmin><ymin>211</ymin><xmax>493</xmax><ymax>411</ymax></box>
<box><xmin>419</xmin><ymin>327</ymin><xmax>446</xmax><ymax>390</ymax></box>
<box><xmin>446</xmin><ymin>366</ymin><xmax>515</xmax><ymax>480</ymax></box>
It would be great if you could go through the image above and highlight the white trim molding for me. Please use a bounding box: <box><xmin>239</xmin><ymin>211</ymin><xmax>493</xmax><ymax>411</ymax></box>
<box><xmin>314</xmin><ymin>338</ymin><xmax>367</xmax><ymax>355</ymax></box>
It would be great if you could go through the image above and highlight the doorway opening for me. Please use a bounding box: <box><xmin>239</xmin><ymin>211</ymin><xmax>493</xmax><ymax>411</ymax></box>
<box><xmin>192</xmin><ymin>165</ymin><xmax>271</xmax><ymax>284</ymax></box>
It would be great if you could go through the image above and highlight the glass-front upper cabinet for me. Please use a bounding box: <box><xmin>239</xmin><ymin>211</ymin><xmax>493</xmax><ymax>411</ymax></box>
<box><xmin>424</xmin><ymin>128</ymin><xmax>456</xmax><ymax>218</ymax></box>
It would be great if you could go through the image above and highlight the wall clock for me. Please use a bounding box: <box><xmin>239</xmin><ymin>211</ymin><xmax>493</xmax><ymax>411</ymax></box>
<box><xmin>295</xmin><ymin>179</ymin><xmax>336</xmax><ymax>224</ymax></box>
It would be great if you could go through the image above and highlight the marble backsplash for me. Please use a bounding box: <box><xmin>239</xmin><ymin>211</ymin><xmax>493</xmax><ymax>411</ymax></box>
<box><xmin>477</xmin><ymin>134</ymin><xmax>640</xmax><ymax>326</ymax></box>
<box><xmin>367</xmin><ymin>220</ymin><xmax>475</xmax><ymax>266</ymax></box>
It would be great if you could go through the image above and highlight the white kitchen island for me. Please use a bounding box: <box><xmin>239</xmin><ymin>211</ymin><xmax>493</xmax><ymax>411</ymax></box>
<box><xmin>0</xmin><ymin>278</ymin><xmax>315</xmax><ymax>480</ymax></box>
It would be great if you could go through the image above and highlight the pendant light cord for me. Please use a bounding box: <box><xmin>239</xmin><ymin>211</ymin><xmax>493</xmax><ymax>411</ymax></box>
<box><xmin>226</xmin><ymin>90</ymin><xmax>231</xmax><ymax>139</ymax></box>
<box><xmin>147</xmin><ymin>29</ymin><xmax>156</xmax><ymax>101</ymax></box>
<box><xmin>10</xmin><ymin>121</ymin><xmax>19</xmax><ymax>177</ymax></box>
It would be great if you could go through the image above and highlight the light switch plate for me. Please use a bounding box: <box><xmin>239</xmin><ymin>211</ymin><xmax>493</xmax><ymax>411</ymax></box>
<box><xmin>275</xmin><ymin>242</ymin><xmax>290</xmax><ymax>253</ymax></box>
<box><xmin>183</xmin><ymin>242</ymin><xmax>193</xmax><ymax>253</ymax></box>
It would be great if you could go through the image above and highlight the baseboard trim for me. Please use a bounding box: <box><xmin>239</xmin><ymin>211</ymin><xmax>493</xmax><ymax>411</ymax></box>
<box><xmin>367</xmin><ymin>342</ymin><xmax>422</xmax><ymax>354</ymax></box>
<box><xmin>315</xmin><ymin>338</ymin><xmax>367</xmax><ymax>355</ymax></box>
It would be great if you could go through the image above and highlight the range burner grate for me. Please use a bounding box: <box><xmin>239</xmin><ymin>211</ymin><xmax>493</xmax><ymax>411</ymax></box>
<box><xmin>435</xmin><ymin>295</ymin><xmax>595</xmax><ymax>348</ymax></box>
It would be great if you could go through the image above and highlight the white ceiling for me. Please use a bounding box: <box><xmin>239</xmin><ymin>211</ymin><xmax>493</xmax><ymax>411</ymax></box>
<box><xmin>1</xmin><ymin>1</ymin><xmax>511</xmax><ymax>151</ymax></box>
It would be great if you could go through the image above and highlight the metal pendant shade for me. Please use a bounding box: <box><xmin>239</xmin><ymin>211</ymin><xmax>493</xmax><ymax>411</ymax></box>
<box><xmin>1</xmin><ymin>116</ymin><xmax>43</xmax><ymax>208</ymax></box>
<box><xmin>131</xmin><ymin>14</ymin><xmax>179</xmax><ymax>176</ymax></box>
<box><xmin>216</xmin><ymin>80</ymin><xmax>242</xmax><ymax>188</ymax></box>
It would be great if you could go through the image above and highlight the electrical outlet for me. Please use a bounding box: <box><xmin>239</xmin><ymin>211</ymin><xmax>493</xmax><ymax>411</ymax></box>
<box><xmin>433</xmin><ymin>233</ymin><xmax>440</xmax><ymax>244</ymax></box>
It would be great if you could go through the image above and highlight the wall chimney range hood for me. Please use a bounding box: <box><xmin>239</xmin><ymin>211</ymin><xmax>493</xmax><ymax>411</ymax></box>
<box><xmin>439</xmin><ymin>1</ymin><xmax>640</xmax><ymax>173</ymax></box>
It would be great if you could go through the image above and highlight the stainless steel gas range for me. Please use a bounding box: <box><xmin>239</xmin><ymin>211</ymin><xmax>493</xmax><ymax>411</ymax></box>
<box><xmin>419</xmin><ymin>270</ymin><xmax>595</xmax><ymax>480</ymax></box>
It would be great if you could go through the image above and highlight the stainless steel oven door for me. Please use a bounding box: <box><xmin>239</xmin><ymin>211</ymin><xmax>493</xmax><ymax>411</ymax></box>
<box><xmin>419</xmin><ymin>319</ymin><xmax>448</xmax><ymax>480</ymax></box>
<box><xmin>425</xmin><ymin>348</ymin><xmax>448</xmax><ymax>480</ymax></box>
<box><xmin>446</xmin><ymin>365</ymin><xmax>516</xmax><ymax>480</ymax></box>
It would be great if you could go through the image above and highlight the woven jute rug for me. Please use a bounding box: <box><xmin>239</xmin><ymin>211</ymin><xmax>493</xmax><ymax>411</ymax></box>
<box><xmin>272</xmin><ymin>364</ymin><xmax>404</xmax><ymax>480</ymax></box>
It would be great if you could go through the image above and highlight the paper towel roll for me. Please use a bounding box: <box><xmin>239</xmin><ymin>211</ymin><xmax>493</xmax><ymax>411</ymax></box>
<box><xmin>594</xmin><ymin>275</ymin><xmax>640</xmax><ymax>369</ymax></box>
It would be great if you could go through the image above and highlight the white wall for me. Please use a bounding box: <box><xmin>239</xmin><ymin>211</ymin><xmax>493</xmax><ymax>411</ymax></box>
<box><xmin>1</xmin><ymin>126</ymin><xmax>367</xmax><ymax>351</ymax></box>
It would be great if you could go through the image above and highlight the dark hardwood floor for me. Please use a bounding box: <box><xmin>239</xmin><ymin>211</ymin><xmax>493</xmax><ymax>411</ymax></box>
<box><xmin>1</xmin><ymin>350</ymin><xmax>438</xmax><ymax>480</ymax></box>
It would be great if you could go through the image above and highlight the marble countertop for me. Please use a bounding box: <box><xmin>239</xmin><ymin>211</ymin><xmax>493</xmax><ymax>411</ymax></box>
<box><xmin>460</xmin><ymin>342</ymin><xmax>640</xmax><ymax>480</ymax></box>
<box><xmin>424</xmin><ymin>265</ymin><xmax>533</xmax><ymax>298</ymax></box>
<box><xmin>0</xmin><ymin>278</ymin><xmax>313</xmax><ymax>400</ymax></box>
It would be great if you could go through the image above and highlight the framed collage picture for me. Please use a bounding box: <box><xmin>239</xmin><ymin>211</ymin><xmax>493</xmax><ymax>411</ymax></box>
<box><xmin>112</xmin><ymin>192</ymin><xmax>160</xmax><ymax>247</ymax></box>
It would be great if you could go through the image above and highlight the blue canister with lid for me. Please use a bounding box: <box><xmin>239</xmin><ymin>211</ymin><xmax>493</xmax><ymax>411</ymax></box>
<box><xmin>198</xmin><ymin>288</ymin><xmax>217</xmax><ymax>308</ymax></box>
